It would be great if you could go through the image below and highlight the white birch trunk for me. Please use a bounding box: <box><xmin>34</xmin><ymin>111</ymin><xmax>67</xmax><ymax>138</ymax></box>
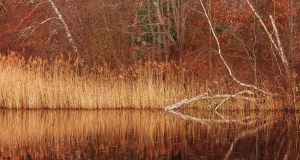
<box><xmin>164</xmin><ymin>0</ymin><xmax>272</xmax><ymax>111</ymax></box>
<box><xmin>245</xmin><ymin>0</ymin><xmax>293</xmax><ymax>98</ymax></box>
<box><xmin>48</xmin><ymin>0</ymin><xmax>79</xmax><ymax>56</ymax></box>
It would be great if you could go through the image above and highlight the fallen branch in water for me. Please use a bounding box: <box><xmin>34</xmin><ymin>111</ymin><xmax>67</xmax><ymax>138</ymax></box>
<box><xmin>165</xmin><ymin>90</ymin><xmax>257</xmax><ymax>111</ymax></box>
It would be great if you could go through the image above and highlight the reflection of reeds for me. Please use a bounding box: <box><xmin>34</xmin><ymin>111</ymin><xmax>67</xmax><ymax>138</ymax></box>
<box><xmin>0</xmin><ymin>111</ymin><xmax>298</xmax><ymax>159</ymax></box>
<box><xmin>0</xmin><ymin>110</ymin><xmax>196</xmax><ymax>159</ymax></box>
<box><xmin>0</xmin><ymin>52</ymin><xmax>206</xmax><ymax>109</ymax></box>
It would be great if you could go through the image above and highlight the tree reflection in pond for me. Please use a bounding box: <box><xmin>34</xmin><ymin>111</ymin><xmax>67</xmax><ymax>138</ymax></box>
<box><xmin>0</xmin><ymin>110</ymin><xmax>298</xmax><ymax>159</ymax></box>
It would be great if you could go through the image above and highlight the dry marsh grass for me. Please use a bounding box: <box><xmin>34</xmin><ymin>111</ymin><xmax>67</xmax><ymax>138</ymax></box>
<box><xmin>0</xmin><ymin>52</ymin><xmax>206</xmax><ymax>109</ymax></box>
<box><xmin>0</xmin><ymin>52</ymin><xmax>294</xmax><ymax>110</ymax></box>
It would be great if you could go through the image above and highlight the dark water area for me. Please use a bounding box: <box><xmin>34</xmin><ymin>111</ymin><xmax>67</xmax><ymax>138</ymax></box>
<box><xmin>0</xmin><ymin>110</ymin><xmax>299</xmax><ymax>160</ymax></box>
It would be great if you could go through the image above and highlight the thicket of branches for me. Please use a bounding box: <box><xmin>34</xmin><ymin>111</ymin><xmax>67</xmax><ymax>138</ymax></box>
<box><xmin>1</xmin><ymin>0</ymin><xmax>300</xmax><ymax>107</ymax></box>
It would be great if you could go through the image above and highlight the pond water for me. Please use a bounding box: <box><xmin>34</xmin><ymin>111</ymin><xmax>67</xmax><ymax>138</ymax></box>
<box><xmin>0</xmin><ymin>110</ymin><xmax>299</xmax><ymax>160</ymax></box>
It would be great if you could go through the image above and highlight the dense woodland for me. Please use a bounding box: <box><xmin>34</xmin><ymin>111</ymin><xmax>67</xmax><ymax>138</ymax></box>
<box><xmin>1</xmin><ymin>0</ymin><xmax>300</xmax><ymax>108</ymax></box>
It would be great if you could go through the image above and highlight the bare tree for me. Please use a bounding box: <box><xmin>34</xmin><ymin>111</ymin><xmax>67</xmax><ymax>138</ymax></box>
<box><xmin>165</xmin><ymin>0</ymin><xmax>297</xmax><ymax>111</ymax></box>
<box><xmin>245</xmin><ymin>0</ymin><xmax>293</xmax><ymax>100</ymax></box>
<box><xmin>11</xmin><ymin>0</ymin><xmax>79</xmax><ymax>58</ymax></box>
<box><xmin>47</xmin><ymin>0</ymin><xmax>79</xmax><ymax>57</ymax></box>
<box><xmin>165</xmin><ymin>0</ymin><xmax>271</xmax><ymax>111</ymax></box>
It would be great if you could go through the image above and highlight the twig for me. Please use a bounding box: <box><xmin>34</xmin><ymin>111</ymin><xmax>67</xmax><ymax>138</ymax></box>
<box><xmin>15</xmin><ymin>2</ymin><xmax>47</xmax><ymax>30</ymax></box>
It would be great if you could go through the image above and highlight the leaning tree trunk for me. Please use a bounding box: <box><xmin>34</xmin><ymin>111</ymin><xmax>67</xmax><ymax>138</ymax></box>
<box><xmin>246</xmin><ymin>0</ymin><xmax>294</xmax><ymax>105</ymax></box>
<box><xmin>48</xmin><ymin>0</ymin><xmax>79</xmax><ymax>57</ymax></box>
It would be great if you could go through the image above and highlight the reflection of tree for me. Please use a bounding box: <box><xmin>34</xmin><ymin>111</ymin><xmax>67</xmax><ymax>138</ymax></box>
<box><xmin>166</xmin><ymin>110</ymin><xmax>297</xmax><ymax>159</ymax></box>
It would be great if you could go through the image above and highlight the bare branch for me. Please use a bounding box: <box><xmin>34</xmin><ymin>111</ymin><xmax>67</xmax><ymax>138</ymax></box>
<box><xmin>245</xmin><ymin>0</ymin><xmax>290</xmax><ymax>75</ymax></box>
<box><xmin>15</xmin><ymin>1</ymin><xmax>47</xmax><ymax>30</ymax></box>
<box><xmin>40</xmin><ymin>17</ymin><xmax>60</xmax><ymax>24</ymax></box>
<box><xmin>269</xmin><ymin>15</ymin><xmax>288</xmax><ymax>65</ymax></box>
<box><xmin>245</xmin><ymin>0</ymin><xmax>279</xmax><ymax>51</ymax></box>
<box><xmin>198</xmin><ymin>0</ymin><xmax>271</xmax><ymax>96</ymax></box>
<box><xmin>245</xmin><ymin>0</ymin><xmax>293</xmax><ymax>98</ymax></box>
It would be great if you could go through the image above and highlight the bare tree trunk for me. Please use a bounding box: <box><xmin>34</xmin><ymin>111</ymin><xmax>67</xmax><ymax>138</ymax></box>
<box><xmin>288</xmin><ymin>0</ymin><xmax>296</xmax><ymax>102</ymax></box>
<box><xmin>288</xmin><ymin>0</ymin><xmax>294</xmax><ymax>63</ymax></box>
<box><xmin>152</xmin><ymin>0</ymin><xmax>176</xmax><ymax>60</ymax></box>
<box><xmin>48</xmin><ymin>0</ymin><xmax>79</xmax><ymax>57</ymax></box>
<box><xmin>164</xmin><ymin>0</ymin><xmax>272</xmax><ymax>111</ymax></box>
<box><xmin>171</xmin><ymin>0</ymin><xmax>187</xmax><ymax>58</ymax></box>
<box><xmin>133</xmin><ymin>0</ymin><xmax>187</xmax><ymax>60</ymax></box>
<box><xmin>253</xmin><ymin>0</ymin><xmax>258</xmax><ymax>86</ymax></box>
<box><xmin>165</xmin><ymin>0</ymin><xmax>171</xmax><ymax>59</ymax></box>
<box><xmin>147</xmin><ymin>0</ymin><xmax>156</xmax><ymax>59</ymax></box>
<box><xmin>160</xmin><ymin>0</ymin><xmax>168</xmax><ymax>60</ymax></box>
<box><xmin>199</xmin><ymin>0</ymin><xmax>270</xmax><ymax>95</ymax></box>
<box><xmin>207</xmin><ymin>0</ymin><xmax>212</xmax><ymax>79</ymax></box>
<box><xmin>246</xmin><ymin>0</ymin><xmax>294</xmax><ymax>105</ymax></box>
<box><xmin>179</xmin><ymin>6</ymin><xmax>187</xmax><ymax>57</ymax></box>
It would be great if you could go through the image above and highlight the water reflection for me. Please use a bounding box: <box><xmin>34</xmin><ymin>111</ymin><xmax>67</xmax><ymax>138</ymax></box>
<box><xmin>0</xmin><ymin>110</ymin><xmax>299</xmax><ymax>159</ymax></box>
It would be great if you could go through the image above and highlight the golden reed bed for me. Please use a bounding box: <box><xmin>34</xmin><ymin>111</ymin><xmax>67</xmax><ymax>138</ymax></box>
<box><xmin>0</xmin><ymin>52</ymin><xmax>294</xmax><ymax>110</ymax></box>
<box><xmin>0</xmin><ymin>52</ymin><xmax>207</xmax><ymax>109</ymax></box>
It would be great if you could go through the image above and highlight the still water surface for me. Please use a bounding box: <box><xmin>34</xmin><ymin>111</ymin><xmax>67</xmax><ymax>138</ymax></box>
<box><xmin>0</xmin><ymin>110</ymin><xmax>299</xmax><ymax>159</ymax></box>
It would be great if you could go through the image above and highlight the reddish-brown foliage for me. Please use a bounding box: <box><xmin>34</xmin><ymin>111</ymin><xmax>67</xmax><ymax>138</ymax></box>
<box><xmin>0</xmin><ymin>0</ymin><xmax>299</xmax><ymax>92</ymax></box>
